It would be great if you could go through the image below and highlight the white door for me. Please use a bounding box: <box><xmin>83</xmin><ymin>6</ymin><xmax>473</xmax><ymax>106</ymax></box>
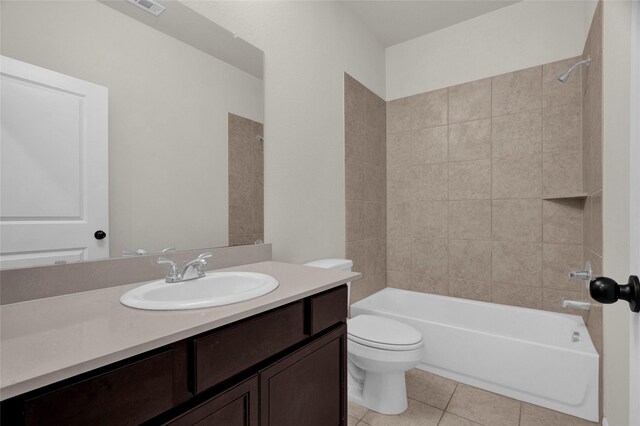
<box><xmin>629</xmin><ymin>2</ymin><xmax>640</xmax><ymax>424</ymax></box>
<box><xmin>0</xmin><ymin>56</ymin><xmax>108</xmax><ymax>268</ymax></box>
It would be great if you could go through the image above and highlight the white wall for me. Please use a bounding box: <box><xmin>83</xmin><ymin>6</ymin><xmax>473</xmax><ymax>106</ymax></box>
<box><xmin>602</xmin><ymin>2</ymin><xmax>632</xmax><ymax>425</ymax></box>
<box><xmin>386</xmin><ymin>0</ymin><xmax>597</xmax><ymax>100</ymax></box>
<box><xmin>1</xmin><ymin>1</ymin><xmax>263</xmax><ymax>257</ymax></box>
<box><xmin>628</xmin><ymin>4</ymin><xmax>640</xmax><ymax>424</ymax></box>
<box><xmin>184</xmin><ymin>1</ymin><xmax>386</xmax><ymax>263</ymax></box>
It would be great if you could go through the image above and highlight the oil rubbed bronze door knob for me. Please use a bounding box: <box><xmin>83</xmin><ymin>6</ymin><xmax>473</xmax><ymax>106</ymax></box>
<box><xmin>589</xmin><ymin>275</ymin><xmax>640</xmax><ymax>313</ymax></box>
<box><xmin>94</xmin><ymin>230</ymin><xmax>107</xmax><ymax>240</ymax></box>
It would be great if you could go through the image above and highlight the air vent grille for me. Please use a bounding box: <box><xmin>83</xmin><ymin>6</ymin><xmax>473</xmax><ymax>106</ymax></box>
<box><xmin>127</xmin><ymin>0</ymin><xmax>165</xmax><ymax>16</ymax></box>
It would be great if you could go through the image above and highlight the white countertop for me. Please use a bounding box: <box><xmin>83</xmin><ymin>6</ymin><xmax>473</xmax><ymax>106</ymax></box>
<box><xmin>0</xmin><ymin>261</ymin><xmax>360</xmax><ymax>400</ymax></box>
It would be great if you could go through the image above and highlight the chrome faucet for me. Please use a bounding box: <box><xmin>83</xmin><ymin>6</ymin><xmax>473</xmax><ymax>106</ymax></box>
<box><xmin>157</xmin><ymin>252</ymin><xmax>212</xmax><ymax>283</ymax></box>
<box><xmin>562</xmin><ymin>298</ymin><xmax>591</xmax><ymax>311</ymax></box>
<box><xmin>123</xmin><ymin>247</ymin><xmax>175</xmax><ymax>257</ymax></box>
<box><xmin>568</xmin><ymin>261</ymin><xmax>592</xmax><ymax>289</ymax></box>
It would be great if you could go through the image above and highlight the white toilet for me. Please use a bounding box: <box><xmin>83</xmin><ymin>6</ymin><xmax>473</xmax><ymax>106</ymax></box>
<box><xmin>303</xmin><ymin>259</ymin><xmax>425</xmax><ymax>415</ymax></box>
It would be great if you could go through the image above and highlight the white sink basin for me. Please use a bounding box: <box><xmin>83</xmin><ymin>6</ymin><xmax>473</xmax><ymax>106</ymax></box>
<box><xmin>120</xmin><ymin>272</ymin><xmax>279</xmax><ymax>310</ymax></box>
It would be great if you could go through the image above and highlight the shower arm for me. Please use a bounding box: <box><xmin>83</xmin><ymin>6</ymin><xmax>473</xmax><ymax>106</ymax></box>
<box><xmin>566</xmin><ymin>58</ymin><xmax>591</xmax><ymax>74</ymax></box>
<box><xmin>558</xmin><ymin>55</ymin><xmax>591</xmax><ymax>82</ymax></box>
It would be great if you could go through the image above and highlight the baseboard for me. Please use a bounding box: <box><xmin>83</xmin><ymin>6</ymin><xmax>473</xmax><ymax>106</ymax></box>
<box><xmin>602</xmin><ymin>416</ymin><xmax>609</xmax><ymax>426</ymax></box>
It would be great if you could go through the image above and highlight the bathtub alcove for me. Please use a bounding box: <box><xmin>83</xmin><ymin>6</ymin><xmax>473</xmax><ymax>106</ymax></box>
<box><xmin>351</xmin><ymin>288</ymin><xmax>599</xmax><ymax>422</ymax></box>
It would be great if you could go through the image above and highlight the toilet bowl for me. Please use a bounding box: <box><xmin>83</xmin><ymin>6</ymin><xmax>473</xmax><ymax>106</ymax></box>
<box><xmin>347</xmin><ymin>314</ymin><xmax>424</xmax><ymax>414</ymax></box>
<box><xmin>303</xmin><ymin>259</ymin><xmax>425</xmax><ymax>415</ymax></box>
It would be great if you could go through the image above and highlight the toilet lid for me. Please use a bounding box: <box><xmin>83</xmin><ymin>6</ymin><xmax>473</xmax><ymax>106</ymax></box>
<box><xmin>348</xmin><ymin>315</ymin><xmax>423</xmax><ymax>350</ymax></box>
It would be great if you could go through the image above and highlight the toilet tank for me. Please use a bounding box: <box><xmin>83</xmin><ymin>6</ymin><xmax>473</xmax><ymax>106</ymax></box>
<box><xmin>303</xmin><ymin>258</ymin><xmax>353</xmax><ymax>272</ymax></box>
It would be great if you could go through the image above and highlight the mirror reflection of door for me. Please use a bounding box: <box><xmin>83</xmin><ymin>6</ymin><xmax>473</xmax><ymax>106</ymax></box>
<box><xmin>0</xmin><ymin>56</ymin><xmax>109</xmax><ymax>269</ymax></box>
<box><xmin>228</xmin><ymin>113</ymin><xmax>264</xmax><ymax>246</ymax></box>
<box><xmin>0</xmin><ymin>1</ymin><xmax>264</xmax><ymax>265</ymax></box>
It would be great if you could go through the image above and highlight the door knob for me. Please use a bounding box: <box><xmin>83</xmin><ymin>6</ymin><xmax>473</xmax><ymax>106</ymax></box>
<box><xmin>589</xmin><ymin>275</ymin><xmax>640</xmax><ymax>312</ymax></box>
<box><xmin>94</xmin><ymin>230</ymin><xmax>107</xmax><ymax>240</ymax></box>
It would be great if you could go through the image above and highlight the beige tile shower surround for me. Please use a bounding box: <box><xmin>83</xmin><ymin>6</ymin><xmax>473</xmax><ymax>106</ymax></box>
<box><xmin>345</xmin><ymin>74</ymin><xmax>388</xmax><ymax>304</ymax></box>
<box><xmin>386</xmin><ymin>56</ymin><xmax>596</xmax><ymax>317</ymax></box>
<box><xmin>582</xmin><ymin>1</ymin><xmax>604</xmax><ymax>419</ymax></box>
<box><xmin>228</xmin><ymin>113</ymin><xmax>264</xmax><ymax>246</ymax></box>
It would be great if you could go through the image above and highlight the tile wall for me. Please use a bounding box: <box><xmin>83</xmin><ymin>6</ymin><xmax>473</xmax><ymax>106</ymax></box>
<box><xmin>344</xmin><ymin>74</ymin><xmax>387</xmax><ymax>304</ymax></box>
<box><xmin>582</xmin><ymin>2</ymin><xmax>604</xmax><ymax>419</ymax></box>
<box><xmin>386</xmin><ymin>57</ymin><xmax>589</xmax><ymax>314</ymax></box>
<box><xmin>228</xmin><ymin>113</ymin><xmax>264</xmax><ymax>246</ymax></box>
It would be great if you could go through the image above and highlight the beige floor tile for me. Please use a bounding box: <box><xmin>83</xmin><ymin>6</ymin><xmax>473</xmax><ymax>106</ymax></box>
<box><xmin>349</xmin><ymin>400</ymin><xmax>369</xmax><ymax>420</ymax></box>
<box><xmin>519</xmin><ymin>403</ymin><xmax>599</xmax><ymax>426</ymax></box>
<box><xmin>362</xmin><ymin>398</ymin><xmax>443</xmax><ymax>426</ymax></box>
<box><xmin>406</xmin><ymin>369</ymin><xmax>457</xmax><ymax>410</ymax></box>
<box><xmin>349</xmin><ymin>415</ymin><xmax>361</xmax><ymax>426</ymax></box>
<box><xmin>438</xmin><ymin>412</ymin><xmax>482</xmax><ymax>426</ymax></box>
<box><xmin>446</xmin><ymin>384</ymin><xmax>521</xmax><ymax>426</ymax></box>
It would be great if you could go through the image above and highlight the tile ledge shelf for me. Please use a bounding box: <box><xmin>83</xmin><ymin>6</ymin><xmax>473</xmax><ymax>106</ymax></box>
<box><xmin>542</xmin><ymin>193</ymin><xmax>588</xmax><ymax>200</ymax></box>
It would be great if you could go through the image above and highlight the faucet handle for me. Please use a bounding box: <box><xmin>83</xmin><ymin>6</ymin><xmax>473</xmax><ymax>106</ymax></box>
<box><xmin>158</xmin><ymin>257</ymin><xmax>180</xmax><ymax>282</ymax></box>
<box><xmin>157</xmin><ymin>257</ymin><xmax>176</xmax><ymax>266</ymax></box>
<box><xmin>198</xmin><ymin>252</ymin><xmax>213</xmax><ymax>260</ymax></box>
<box><xmin>123</xmin><ymin>249</ymin><xmax>149</xmax><ymax>256</ymax></box>
<box><xmin>158</xmin><ymin>257</ymin><xmax>177</xmax><ymax>272</ymax></box>
<box><xmin>569</xmin><ymin>270</ymin><xmax>591</xmax><ymax>280</ymax></box>
<box><xmin>568</xmin><ymin>261</ymin><xmax>592</xmax><ymax>289</ymax></box>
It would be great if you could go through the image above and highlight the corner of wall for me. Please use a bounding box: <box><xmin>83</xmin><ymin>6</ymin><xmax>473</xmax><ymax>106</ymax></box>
<box><xmin>601</xmin><ymin>1</ymin><xmax>632</xmax><ymax>425</ymax></box>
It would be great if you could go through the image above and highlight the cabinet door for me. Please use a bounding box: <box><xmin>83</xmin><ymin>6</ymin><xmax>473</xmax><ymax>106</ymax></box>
<box><xmin>166</xmin><ymin>376</ymin><xmax>258</xmax><ymax>426</ymax></box>
<box><xmin>260</xmin><ymin>325</ymin><xmax>347</xmax><ymax>426</ymax></box>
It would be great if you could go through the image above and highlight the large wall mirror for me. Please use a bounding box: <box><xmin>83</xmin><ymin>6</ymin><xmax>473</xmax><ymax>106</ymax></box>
<box><xmin>0</xmin><ymin>0</ymin><xmax>264</xmax><ymax>269</ymax></box>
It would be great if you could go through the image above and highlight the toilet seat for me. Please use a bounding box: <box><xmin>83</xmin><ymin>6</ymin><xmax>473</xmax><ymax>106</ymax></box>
<box><xmin>348</xmin><ymin>315</ymin><xmax>423</xmax><ymax>351</ymax></box>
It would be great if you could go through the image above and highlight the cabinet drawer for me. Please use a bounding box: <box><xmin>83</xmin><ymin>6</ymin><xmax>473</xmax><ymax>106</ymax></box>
<box><xmin>308</xmin><ymin>285</ymin><xmax>348</xmax><ymax>335</ymax></box>
<box><xmin>24</xmin><ymin>349</ymin><xmax>175</xmax><ymax>426</ymax></box>
<box><xmin>193</xmin><ymin>301</ymin><xmax>305</xmax><ymax>393</ymax></box>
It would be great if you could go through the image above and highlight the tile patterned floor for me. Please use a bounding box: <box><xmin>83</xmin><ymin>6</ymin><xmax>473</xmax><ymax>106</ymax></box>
<box><xmin>348</xmin><ymin>369</ymin><xmax>600</xmax><ymax>426</ymax></box>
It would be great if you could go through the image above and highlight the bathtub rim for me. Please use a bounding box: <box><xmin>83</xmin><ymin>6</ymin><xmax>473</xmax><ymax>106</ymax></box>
<box><xmin>352</xmin><ymin>287</ymin><xmax>598</xmax><ymax>356</ymax></box>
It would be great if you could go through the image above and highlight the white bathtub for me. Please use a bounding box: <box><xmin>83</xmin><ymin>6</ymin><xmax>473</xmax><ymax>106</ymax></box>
<box><xmin>350</xmin><ymin>288</ymin><xmax>599</xmax><ymax>422</ymax></box>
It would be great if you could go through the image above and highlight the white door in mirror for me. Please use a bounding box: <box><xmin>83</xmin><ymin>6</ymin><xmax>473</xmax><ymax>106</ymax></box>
<box><xmin>0</xmin><ymin>56</ymin><xmax>109</xmax><ymax>269</ymax></box>
<box><xmin>120</xmin><ymin>272</ymin><xmax>279</xmax><ymax>310</ymax></box>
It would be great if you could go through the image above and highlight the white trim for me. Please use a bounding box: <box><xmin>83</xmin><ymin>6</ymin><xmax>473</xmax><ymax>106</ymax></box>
<box><xmin>629</xmin><ymin>1</ymin><xmax>640</xmax><ymax>425</ymax></box>
<box><xmin>602</xmin><ymin>416</ymin><xmax>609</xmax><ymax>426</ymax></box>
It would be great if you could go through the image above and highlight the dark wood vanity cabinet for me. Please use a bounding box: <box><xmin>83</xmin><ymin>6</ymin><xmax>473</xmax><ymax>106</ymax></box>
<box><xmin>164</xmin><ymin>376</ymin><xmax>259</xmax><ymax>426</ymax></box>
<box><xmin>1</xmin><ymin>285</ymin><xmax>348</xmax><ymax>426</ymax></box>
<box><xmin>260</xmin><ymin>326</ymin><xmax>346</xmax><ymax>426</ymax></box>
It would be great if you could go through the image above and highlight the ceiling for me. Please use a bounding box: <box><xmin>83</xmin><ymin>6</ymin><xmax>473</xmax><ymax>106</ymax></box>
<box><xmin>342</xmin><ymin>1</ymin><xmax>520</xmax><ymax>47</ymax></box>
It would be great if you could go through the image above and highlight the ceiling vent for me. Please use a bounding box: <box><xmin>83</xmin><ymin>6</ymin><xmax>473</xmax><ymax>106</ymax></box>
<box><xmin>127</xmin><ymin>0</ymin><xmax>165</xmax><ymax>16</ymax></box>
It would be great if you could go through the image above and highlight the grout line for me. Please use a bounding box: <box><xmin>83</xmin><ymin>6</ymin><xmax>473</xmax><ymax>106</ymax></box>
<box><xmin>435</xmin><ymin>407</ymin><xmax>446</xmax><ymax>425</ymax></box>
<box><xmin>489</xmin><ymin>76</ymin><xmax>494</xmax><ymax>298</ymax></box>
<box><xmin>518</xmin><ymin>401</ymin><xmax>523</xmax><ymax>426</ymax></box>
<box><xmin>445</xmin><ymin>408</ymin><xmax>491</xmax><ymax>426</ymax></box>
<box><xmin>443</xmin><ymin>382</ymin><xmax>458</xmax><ymax>413</ymax></box>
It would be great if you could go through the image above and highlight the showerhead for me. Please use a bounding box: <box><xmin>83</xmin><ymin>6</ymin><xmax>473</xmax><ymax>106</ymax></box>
<box><xmin>557</xmin><ymin>55</ymin><xmax>591</xmax><ymax>83</ymax></box>
<box><xmin>557</xmin><ymin>72</ymin><xmax>571</xmax><ymax>83</ymax></box>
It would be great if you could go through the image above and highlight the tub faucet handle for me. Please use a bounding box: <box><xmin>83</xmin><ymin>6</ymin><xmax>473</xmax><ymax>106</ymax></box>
<box><xmin>569</xmin><ymin>261</ymin><xmax>592</xmax><ymax>289</ymax></box>
<box><xmin>569</xmin><ymin>270</ymin><xmax>591</xmax><ymax>280</ymax></box>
